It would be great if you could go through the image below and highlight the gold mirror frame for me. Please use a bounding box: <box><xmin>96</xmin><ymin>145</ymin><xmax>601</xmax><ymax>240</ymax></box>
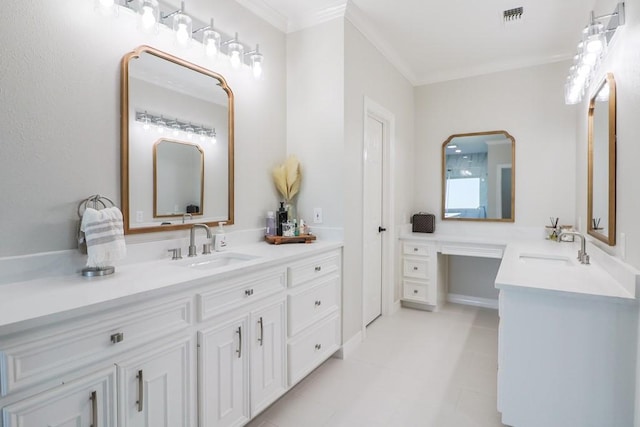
<box><xmin>153</xmin><ymin>139</ymin><xmax>205</xmax><ymax>218</ymax></box>
<box><xmin>587</xmin><ymin>73</ymin><xmax>616</xmax><ymax>245</ymax></box>
<box><xmin>441</xmin><ymin>130</ymin><xmax>516</xmax><ymax>222</ymax></box>
<box><xmin>121</xmin><ymin>45</ymin><xmax>234</xmax><ymax>234</ymax></box>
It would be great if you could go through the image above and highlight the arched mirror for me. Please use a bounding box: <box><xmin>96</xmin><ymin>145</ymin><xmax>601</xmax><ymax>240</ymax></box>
<box><xmin>121</xmin><ymin>45</ymin><xmax>234</xmax><ymax>234</ymax></box>
<box><xmin>442</xmin><ymin>130</ymin><xmax>515</xmax><ymax>221</ymax></box>
<box><xmin>588</xmin><ymin>73</ymin><xmax>616</xmax><ymax>245</ymax></box>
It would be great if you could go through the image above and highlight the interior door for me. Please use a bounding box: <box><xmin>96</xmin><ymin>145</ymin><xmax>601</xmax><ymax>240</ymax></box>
<box><xmin>363</xmin><ymin>115</ymin><xmax>384</xmax><ymax>326</ymax></box>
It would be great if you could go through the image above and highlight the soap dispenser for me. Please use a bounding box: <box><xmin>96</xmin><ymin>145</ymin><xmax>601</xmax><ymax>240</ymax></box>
<box><xmin>214</xmin><ymin>222</ymin><xmax>227</xmax><ymax>251</ymax></box>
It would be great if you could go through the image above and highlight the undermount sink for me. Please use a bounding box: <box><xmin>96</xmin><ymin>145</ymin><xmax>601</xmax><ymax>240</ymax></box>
<box><xmin>177</xmin><ymin>252</ymin><xmax>260</xmax><ymax>270</ymax></box>
<box><xmin>518</xmin><ymin>253</ymin><xmax>573</xmax><ymax>266</ymax></box>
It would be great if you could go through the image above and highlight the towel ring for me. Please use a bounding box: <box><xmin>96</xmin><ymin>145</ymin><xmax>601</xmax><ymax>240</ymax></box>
<box><xmin>77</xmin><ymin>194</ymin><xmax>116</xmax><ymax>218</ymax></box>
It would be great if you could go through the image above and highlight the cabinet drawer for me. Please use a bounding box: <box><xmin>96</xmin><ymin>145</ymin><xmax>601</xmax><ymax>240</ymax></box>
<box><xmin>403</xmin><ymin>281</ymin><xmax>429</xmax><ymax>303</ymax></box>
<box><xmin>287</xmin><ymin>251</ymin><xmax>341</xmax><ymax>288</ymax></box>
<box><xmin>288</xmin><ymin>275</ymin><xmax>340</xmax><ymax>337</ymax></box>
<box><xmin>403</xmin><ymin>258</ymin><xmax>429</xmax><ymax>279</ymax></box>
<box><xmin>288</xmin><ymin>313</ymin><xmax>340</xmax><ymax>386</ymax></box>
<box><xmin>0</xmin><ymin>297</ymin><xmax>191</xmax><ymax>397</ymax></box>
<box><xmin>197</xmin><ymin>268</ymin><xmax>285</xmax><ymax>321</ymax></box>
<box><xmin>403</xmin><ymin>243</ymin><xmax>432</xmax><ymax>257</ymax></box>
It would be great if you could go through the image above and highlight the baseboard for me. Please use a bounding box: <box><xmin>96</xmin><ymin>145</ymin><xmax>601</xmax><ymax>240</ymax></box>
<box><xmin>447</xmin><ymin>293</ymin><xmax>499</xmax><ymax>310</ymax></box>
<box><xmin>334</xmin><ymin>330</ymin><xmax>363</xmax><ymax>360</ymax></box>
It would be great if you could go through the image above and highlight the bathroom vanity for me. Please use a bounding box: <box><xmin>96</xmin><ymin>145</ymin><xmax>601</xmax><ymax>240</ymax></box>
<box><xmin>400</xmin><ymin>230</ymin><xmax>638</xmax><ymax>426</ymax></box>
<box><xmin>0</xmin><ymin>242</ymin><xmax>342</xmax><ymax>427</ymax></box>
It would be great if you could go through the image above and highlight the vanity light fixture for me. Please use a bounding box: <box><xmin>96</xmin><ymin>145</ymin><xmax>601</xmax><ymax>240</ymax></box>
<box><xmin>564</xmin><ymin>2</ymin><xmax>625</xmax><ymax>105</ymax></box>
<box><xmin>137</xmin><ymin>111</ymin><xmax>215</xmax><ymax>143</ymax></box>
<box><xmin>246</xmin><ymin>44</ymin><xmax>264</xmax><ymax>79</ymax></box>
<box><xmin>93</xmin><ymin>0</ymin><xmax>265</xmax><ymax>79</ymax></box>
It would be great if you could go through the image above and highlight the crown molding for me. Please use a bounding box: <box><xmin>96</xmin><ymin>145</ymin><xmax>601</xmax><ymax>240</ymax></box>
<box><xmin>288</xmin><ymin>3</ymin><xmax>347</xmax><ymax>33</ymax></box>
<box><xmin>233</xmin><ymin>0</ymin><xmax>288</xmax><ymax>32</ymax></box>
<box><xmin>344</xmin><ymin>2</ymin><xmax>418</xmax><ymax>86</ymax></box>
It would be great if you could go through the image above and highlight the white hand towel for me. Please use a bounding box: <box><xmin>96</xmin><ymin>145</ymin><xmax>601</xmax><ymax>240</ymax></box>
<box><xmin>80</xmin><ymin>207</ymin><xmax>127</xmax><ymax>267</ymax></box>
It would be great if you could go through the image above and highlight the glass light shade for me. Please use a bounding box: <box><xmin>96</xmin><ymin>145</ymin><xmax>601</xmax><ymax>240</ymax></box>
<box><xmin>138</xmin><ymin>0</ymin><xmax>159</xmax><ymax>33</ymax></box>
<box><xmin>198</xmin><ymin>128</ymin><xmax>208</xmax><ymax>142</ymax></box>
<box><xmin>583</xmin><ymin>15</ymin><xmax>606</xmax><ymax>55</ymax></box>
<box><xmin>210</xmin><ymin>130</ymin><xmax>217</xmax><ymax>144</ymax></box>
<box><xmin>171</xmin><ymin>122</ymin><xmax>181</xmax><ymax>136</ymax></box>
<box><xmin>228</xmin><ymin>41</ymin><xmax>244</xmax><ymax>69</ymax></box>
<box><xmin>250</xmin><ymin>52</ymin><xmax>264</xmax><ymax>79</ymax></box>
<box><xmin>203</xmin><ymin>29</ymin><xmax>221</xmax><ymax>59</ymax></box>
<box><xmin>173</xmin><ymin>12</ymin><xmax>193</xmax><ymax>47</ymax></box>
<box><xmin>156</xmin><ymin>117</ymin><xmax>166</xmax><ymax>133</ymax></box>
<box><xmin>141</xmin><ymin>114</ymin><xmax>151</xmax><ymax>131</ymax></box>
<box><xmin>564</xmin><ymin>81</ymin><xmax>583</xmax><ymax>105</ymax></box>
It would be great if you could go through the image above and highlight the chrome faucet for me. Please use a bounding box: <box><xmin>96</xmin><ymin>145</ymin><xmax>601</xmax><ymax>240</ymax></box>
<box><xmin>558</xmin><ymin>231</ymin><xmax>590</xmax><ymax>265</ymax></box>
<box><xmin>182</xmin><ymin>213</ymin><xmax>193</xmax><ymax>224</ymax></box>
<box><xmin>189</xmin><ymin>224</ymin><xmax>212</xmax><ymax>257</ymax></box>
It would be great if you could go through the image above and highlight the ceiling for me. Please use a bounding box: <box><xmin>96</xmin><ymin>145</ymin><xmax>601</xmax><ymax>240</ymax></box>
<box><xmin>234</xmin><ymin>0</ymin><xmax>614</xmax><ymax>85</ymax></box>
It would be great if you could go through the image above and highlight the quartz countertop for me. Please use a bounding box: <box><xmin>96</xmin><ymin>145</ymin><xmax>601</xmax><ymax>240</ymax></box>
<box><xmin>400</xmin><ymin>231</ymin><xmax>637</xmax><ymax>302</ymax></box>
<box><xmin>0</xmin><ymin>241</ymin><xmax>342</xmax><ymax>331</ymax></box>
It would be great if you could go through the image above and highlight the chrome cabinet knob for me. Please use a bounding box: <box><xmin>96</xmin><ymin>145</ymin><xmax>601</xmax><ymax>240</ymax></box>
<box><xmin>110</xmin><ymin>332</ymin><xmax>124</xmax><ymax>344</ymax></box>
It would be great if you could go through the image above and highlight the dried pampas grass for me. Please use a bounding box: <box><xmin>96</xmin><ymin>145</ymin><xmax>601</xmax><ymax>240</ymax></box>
<box><xmin>272</xmin><ymin>155</ymin><xmax>301</xmax><ymax>201</ymax></box>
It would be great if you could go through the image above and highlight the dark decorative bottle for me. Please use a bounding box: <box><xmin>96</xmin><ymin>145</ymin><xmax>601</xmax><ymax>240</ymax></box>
<box><xmin>277</xmin><ymin>202</ymin><xmax>287</xmax><ymax>236</ymax></box>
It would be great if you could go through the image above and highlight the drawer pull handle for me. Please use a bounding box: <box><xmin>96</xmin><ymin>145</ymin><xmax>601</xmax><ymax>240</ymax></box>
<box><xmin>236</xmin><ymin>326</ymin><xmax>242</xmax><ymax>358</ymax></box>
<box><xmin>413</xmin><ymin>289</ymin><xmax>418</xmax><ymax>294</ymax></box>
<box><xmin>244</xmin><ymin>289</ymin><xmax>254</xmax><ymax>296</ymax></box>
<box><xmin>315</xmin><ymin>343</ymin><xmax>322</xmax><ymax>350</ymax></box>
<box><xmin>314</xmin><ymin>266</ymin><xmax>322</xmax><ymax>272</ymax></box>
<box><xmin>136</xmin><ymin>370</ymin><xmax>144</xmax><ymax>413</ymax></box>
<box><xmin>413</xmin><ymin>247</ymin><xmax>418</xmax><ymax>251</ymax></box>
<box><xmin>413</xmin><ymin>266</ymin><xmax>418</xmax><ymax>271</ymax></box>
<box><xmin>110</xmin><ymin>332</ymin><xmax>124</xmax><ymax>344</ymax></box>
<box><xmin>314</xmin><ymin>300</ymin><xmax>322</xmax><ymax>307</ymax></box>
<box><xmin>90</xmin><ymin>390</ymin><xmax>98</xmax><ymax>427</ymax></box>
<box><xmin>258</xmin><ymin>317</ymin><xmax>264</xmax><ymax>346</ymax></box>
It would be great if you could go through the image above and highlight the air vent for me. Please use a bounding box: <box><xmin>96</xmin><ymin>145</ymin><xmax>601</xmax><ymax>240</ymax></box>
<box><xmin>503</xmin><ymin>7</ymin><xmax>523</xmax><ymax>23</ymax></box>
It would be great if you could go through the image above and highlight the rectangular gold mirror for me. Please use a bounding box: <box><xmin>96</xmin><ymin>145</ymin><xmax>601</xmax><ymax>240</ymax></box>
<box><xmin>588</xmin><ymin>73</ymin><xmax>616</xmax><ymax>245</ymax></box>
<box><xmin>442</xmin><ymin>131</ymin><xmax>515</xmax><ymax>221</ymax></box>
<box><xmin>121</xmin><ymin>45</ymin><xmax>234</xmax><ymax>234</ymax></box>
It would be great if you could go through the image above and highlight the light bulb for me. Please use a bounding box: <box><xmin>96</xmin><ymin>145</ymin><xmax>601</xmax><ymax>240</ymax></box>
<box><xmin>252</xmin><ymin>59</ymin><xmax>263</xmax><ymax>79</ymax></box>
<box><xmin>141</xmin><ymin>6</ymin><xmax>156</xmax><ymax>30</ymax></box>
<box><xmin>230</xmin><ymin>50</ymin><xmax>242</xmax><ymax>69</ymax></box>
<box><xmin>176</xmin><ymin>23</ymin><xmax>189</xmax><ymax>46</ymax></box>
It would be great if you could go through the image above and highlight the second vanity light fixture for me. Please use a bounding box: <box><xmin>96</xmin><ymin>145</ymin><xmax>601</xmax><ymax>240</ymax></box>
<box><xmin>95</xmin><ymin>0</ymin><xmax>264</xmax><ymax>80</ymax></box>
<box><xmin>564</xmin><ymin>2</ymin><xmax>625</xmax><ymax>104</ymax></box>
<box><xmin>137</xmin><ymin>111</ymin><xmax>217</xmax><ymax>144</ymax></box>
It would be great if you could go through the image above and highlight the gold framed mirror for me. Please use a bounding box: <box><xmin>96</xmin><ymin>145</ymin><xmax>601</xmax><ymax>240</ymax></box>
<box><xmin>442</xmin><ymin>130</ymin><xmax>515</xmax><ymax>222</ymax></box>
<box><xmin>121</xmin><ymin>45</ymin><xmax>234</xmax><ymax>234</ymax></box>
<box><xmin>587</xmin><ymin>73</ymin><xmax>616</xmax><ymax>245</ymax></box>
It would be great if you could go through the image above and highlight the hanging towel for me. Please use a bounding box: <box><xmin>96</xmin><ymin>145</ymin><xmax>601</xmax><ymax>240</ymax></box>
<box><xmin>80</xmin><ymin>207</ymin><xmax>126</xmax><ymax>267</ymax></box>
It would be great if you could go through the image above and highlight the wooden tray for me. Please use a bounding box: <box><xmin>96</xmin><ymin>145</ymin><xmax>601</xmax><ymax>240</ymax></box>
<box><xmin>265</xmin><ymin>234</ymin><xmax>316</xmax><ymax>245</ymax></box>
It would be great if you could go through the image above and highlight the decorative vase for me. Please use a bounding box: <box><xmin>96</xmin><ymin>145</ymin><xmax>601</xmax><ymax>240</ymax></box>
<box><xmin>284</xmin><ymin>199</ymin><xmax>296</xmax><ymax>223</ymax></box>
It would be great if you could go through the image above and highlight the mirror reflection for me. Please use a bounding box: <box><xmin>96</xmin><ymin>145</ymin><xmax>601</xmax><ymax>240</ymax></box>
<box><xmin>154</xmin><ymin>139</ymin><xmax>204</xmax><ymax>218</ymax></box>
<box><xmin>588</xmin><ymin>73</ymin><xmax>616</xmax><ymax>245</ymax></box>
<box><xmin>442</xmin><ymin>131</ymin><xmax>515</xmax><ymax>221</ymax></box>
<box><xmin>121</xmin><ymin>45</ymin><xmax>234</xmax><ymax>234</ymax></box>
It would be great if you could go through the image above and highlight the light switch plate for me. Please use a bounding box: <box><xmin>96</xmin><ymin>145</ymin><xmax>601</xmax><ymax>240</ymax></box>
<box><xmin>313</xmin><ymin>208</ymin><xmax>323</xmax><ymax>224</ymax></box>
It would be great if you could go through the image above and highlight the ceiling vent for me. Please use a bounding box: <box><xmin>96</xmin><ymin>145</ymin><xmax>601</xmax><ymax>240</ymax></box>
<box><xmin>503</xmin><ymin>7</ymin><xmax>524</xmax><ymax>24</ymax></box>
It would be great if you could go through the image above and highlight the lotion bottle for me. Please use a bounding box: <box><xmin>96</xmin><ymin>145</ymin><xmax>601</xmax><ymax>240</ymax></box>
<box><xmin>214</xmin><ymin>222</ymin><xmax>227</xmax><ymax>251</ymax></box>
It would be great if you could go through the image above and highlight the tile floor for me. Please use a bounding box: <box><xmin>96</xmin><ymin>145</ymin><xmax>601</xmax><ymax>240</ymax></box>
<box><xmin>247</xmin><ymin>303</ymin><xmax>507</xmax><ymax>427</ymax></box>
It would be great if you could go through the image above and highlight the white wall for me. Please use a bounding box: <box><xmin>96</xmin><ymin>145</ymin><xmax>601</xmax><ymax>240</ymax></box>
<box><xmin>0</xmin><ymin>0</ymin><xmax>286</xmax><ymax>256</ymax></box>
<box><xmin>343</xmin><ymin>20</ymin><xmax>415</xmax><ymax>340</ymax></box>
<box><xmin>414</xmin><ymin>61</ymin><xmax>578</xmax><ymax>230</ymax></box>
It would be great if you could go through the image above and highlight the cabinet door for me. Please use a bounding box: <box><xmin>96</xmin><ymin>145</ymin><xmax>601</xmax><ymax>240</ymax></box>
<box><xmin>117</xmin><ymin>337</ymin><xmax>193</xmax><ymax>427</ymax></box>
<box><xmin>198</xmin><ymin>316</ymin><xmax>249</xmax><ymax>427</ymax></box>
<box><xmin>2</xmin><ymin>367</ymin><xmax>115</xmax><ymax>427</ymax></box>
<box><xmin>251</xmin><ymin>300</ymin><xmax>286</xmax><ymax>415</ymax></box>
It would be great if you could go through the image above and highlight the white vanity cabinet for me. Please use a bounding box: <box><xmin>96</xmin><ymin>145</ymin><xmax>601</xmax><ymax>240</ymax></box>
<box><xmin>286</xmin><ymin>250</ymin><xmax>342</xmax><ymax>386</ymax></box>
<box><xmin>400</xmin><ymin>240</ymin><xmax>445</xmax><ymax>309</ymax></box>
<box><xmin>1</xmin><ymin>367</ymin><xmax>116</xmax><ymax>427</ymax></box>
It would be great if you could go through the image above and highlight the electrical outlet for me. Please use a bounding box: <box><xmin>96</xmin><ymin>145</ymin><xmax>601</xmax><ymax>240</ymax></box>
<box><xmin>313</xmin><ymin>208</ymin><xmax>323</xmax><ymax>224</ymax></box>
<box><xmin>136</xmin><ymin>211</ymin><xmax>144</xmax><ymax>223</ymax></box>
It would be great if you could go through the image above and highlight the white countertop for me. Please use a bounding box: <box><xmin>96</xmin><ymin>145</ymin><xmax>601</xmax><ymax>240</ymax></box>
<box><xmin>401</xmin><ymin>232</ymin><xmax>637</xmax><ymax>302</ymax></box>
<box><xmin>0</xmin><ymin>241</ymin><xmax>342</xmax><ymax>331</ymax></box>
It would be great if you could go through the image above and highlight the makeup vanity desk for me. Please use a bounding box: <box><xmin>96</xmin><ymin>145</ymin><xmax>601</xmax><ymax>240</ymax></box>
<box><xmin>400</xmin><ymin>230</ymin><xmax>639</xmax><ymax>427</ymax></box>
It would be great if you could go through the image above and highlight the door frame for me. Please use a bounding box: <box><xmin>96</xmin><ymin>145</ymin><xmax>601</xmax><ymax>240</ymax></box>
<box><xmin>361</xmin><ymin>97</ymin><xmax>396</xmax><ymax>339</ymax></box>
